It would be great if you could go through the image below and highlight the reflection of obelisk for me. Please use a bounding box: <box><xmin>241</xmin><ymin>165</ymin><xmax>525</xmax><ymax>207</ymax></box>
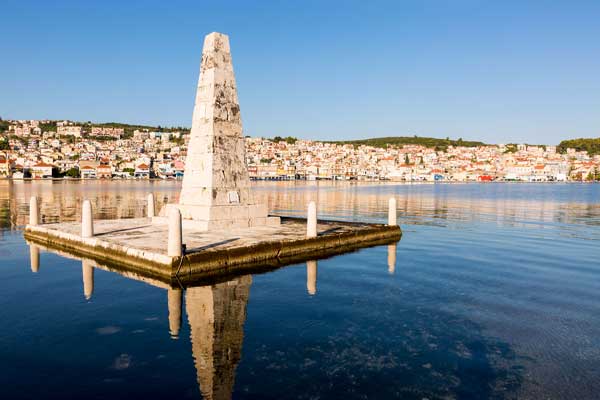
<box><xmin>186</xmin><ymin>276</ymin><xmax>251</xmax><ymax>400</ymax></box>
<box><xmin>163</xmin><ymin>32</ymin><xmax>278</xmax><ymax>230</ymax></box>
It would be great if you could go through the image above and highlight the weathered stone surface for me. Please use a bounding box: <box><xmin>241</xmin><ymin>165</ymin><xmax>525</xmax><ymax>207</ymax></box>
<box><xmin>169</xmin><ymin>32</ymin><xmax>277</xmax><ymax>229</ymax></box>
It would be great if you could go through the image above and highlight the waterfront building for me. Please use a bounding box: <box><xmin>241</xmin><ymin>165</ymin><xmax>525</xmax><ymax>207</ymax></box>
<box><xmin>134</xmin><ymin>163</ymin><xmax>150</xmax><ymax>179</ymax></box>
<box><xmin>0</xmin><ymin>152</ymin><xmax>10</xmax><ymax>178</ymax></box>
<box><xmin>31</xmin><ymin>162</ymin><xmax>53</xmax><ymax>179</ymax></box>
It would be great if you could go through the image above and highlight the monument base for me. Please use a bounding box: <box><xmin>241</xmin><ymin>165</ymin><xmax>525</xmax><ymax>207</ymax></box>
<box><xmin>24</xmin><ymin>217</ymin><xmax>402</xmax><ymax>284</ymax></box>
<box><xmin>154</xmin><ymin>203</ymin><xmax>281</xmax><ymax>231</ymax></box>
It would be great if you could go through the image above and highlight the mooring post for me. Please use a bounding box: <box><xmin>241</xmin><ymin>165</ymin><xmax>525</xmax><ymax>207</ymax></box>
<box><xmin>82</xmin><ymin>200</ymin><xmax>94</xmax><ymax>238</ymax></box>
<box><xmin>147</xmin><ymin>193</ymin><xmax>155</xmax><ymax>218</ymax></box>
<box><xmin>388</xmin><ymin>197</ymin><xmax>397</xmax><ymax>226</ymax></box>
<box><xmin>29</xmin><ymin>196</ymin><xmax>39</xmax><ymax>226</ymax></box>
<box><xmin>307</xmin><ymin>201</ymin><xmax>317</xmax><ymax>238</ymax></box>
<box><xmin>168</xmin><ymin>208</ymin><xmax>183</xmax><ymax>257</ymax></box>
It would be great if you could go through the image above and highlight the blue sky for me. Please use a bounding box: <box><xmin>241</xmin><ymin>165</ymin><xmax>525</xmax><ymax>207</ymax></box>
<box><xmin>2</xmin><ymin>0</ymin><xmax>599</xmax><ymax>144</ymax></box>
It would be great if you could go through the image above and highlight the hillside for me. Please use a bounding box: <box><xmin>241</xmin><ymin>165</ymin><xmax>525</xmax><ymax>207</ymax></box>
<box><xmin>558</xmin><ymin>138</ymin><xmax>600</xmax><ymax>156</ymax></box>
<box><xmin>328</xmin><ymin>136</ymin><xmax>486</xmax><ymax>151</ymax></box>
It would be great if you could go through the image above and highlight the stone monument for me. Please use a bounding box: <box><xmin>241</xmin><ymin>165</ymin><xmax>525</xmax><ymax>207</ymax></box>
<box><xmin>160</xmin><ymin>32</ymin><xmax>279</xmax><ymax>230</ymax></box>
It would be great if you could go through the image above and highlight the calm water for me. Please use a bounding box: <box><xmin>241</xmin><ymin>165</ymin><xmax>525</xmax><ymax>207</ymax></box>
<box><xmin>0</xmin><ymin>181</ymin><xmax>599</xmax><ymax>399</ymax></box>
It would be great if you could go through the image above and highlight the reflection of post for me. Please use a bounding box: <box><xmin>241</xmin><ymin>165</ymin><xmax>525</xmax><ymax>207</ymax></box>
<box><xmin>82</xmin><ymin>260</ymin><xmax>94</xmax><ymax>300</ymax></box>
<box><xmin>168</xmin><ymin>288</ymin><xmax>182</xmax><ymax>339</ymax></box>
<box><xmin>30</xmin><ymin>244</ymin><xmax>40</xmax><ymax>273</ymax></box>
<box><xmin>306</xmin><ymin>260</ymin><xmax>317</xmax><ymax>295</ymax></box>
<box><xmin>387</xmin><ymin>244</ymin><xmax>397</xmax><ymax>274</ymax></box>
<box><xmin>186</xmin><ymin>276</ymin><xmax>251</xmax><ymax>400</ymax></box>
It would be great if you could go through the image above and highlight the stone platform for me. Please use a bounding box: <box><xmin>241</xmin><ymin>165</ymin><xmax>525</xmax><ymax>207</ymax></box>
<box><xmin>154</xmin><ymin>203</ymin><xmax>280</xmax><ymax>230</ymax></box>
<box><xmin>24</xmin><ymin>217</ymin><xmax>401</xmax><ymax>284</ymax></box>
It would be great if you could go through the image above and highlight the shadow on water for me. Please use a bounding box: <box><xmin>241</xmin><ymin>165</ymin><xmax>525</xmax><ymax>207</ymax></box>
<box><xmin>24</xmin><ymin>241</ymin><xmax>523</xmax><ymax>400</ymax></box>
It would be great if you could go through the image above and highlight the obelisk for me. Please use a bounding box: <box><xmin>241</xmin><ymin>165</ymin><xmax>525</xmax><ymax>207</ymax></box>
<box><xmin>162</xmin><ymin>32</ymin><xmax>279</xmax><ymax>230</ymax></box>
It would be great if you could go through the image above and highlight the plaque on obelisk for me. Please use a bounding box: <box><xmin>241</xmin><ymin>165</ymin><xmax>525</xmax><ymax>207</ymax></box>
<box><xmin>160</xmin><ymin>32</ymin><xmax>279</xmax><ymax>230</ymax></box>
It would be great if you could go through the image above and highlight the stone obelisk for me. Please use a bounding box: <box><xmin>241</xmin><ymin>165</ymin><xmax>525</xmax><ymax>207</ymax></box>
<box><xmin>162</xmin><ymin>32</ymin><xmax>279</xmax><ymax>230</ymax></box>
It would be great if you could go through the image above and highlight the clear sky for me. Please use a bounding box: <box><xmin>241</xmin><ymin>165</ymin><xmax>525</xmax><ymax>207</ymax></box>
<box><xmin>2</xmin><ymin>0</ymin><xmax>599</xmax><ymax>144</ymax></box>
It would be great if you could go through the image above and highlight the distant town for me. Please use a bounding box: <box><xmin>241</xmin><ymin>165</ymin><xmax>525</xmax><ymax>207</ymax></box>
<box><xmin>0</xmin><ymin>118</ymin><xmax>599</xmax><ymax>182</ymax></box>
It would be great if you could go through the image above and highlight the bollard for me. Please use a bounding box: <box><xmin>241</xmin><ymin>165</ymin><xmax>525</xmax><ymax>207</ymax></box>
<box><xmin>29</xmin><ymin>196</ymin><xmax>39</xmax><ymax>226</ymax></box>
<box><xmin>82</xmin><ymin>260</ymin><xmax>94</xmax><ymax>300</ymax></box>
<box><xmin>168</xmin><ymin>208</ymin><xmax>183</xmax><ymax>257</ymax></box>
<box><xmin>307</xmin><ymin>201</ymin><xmax>317</xmax><ymax>238</ymax></box>
<box><xmin>147</xmin><ymin>193</ymin><xmax>155</xmax><ymax>218</ymax></box>
<box><xmin>306</xmin><ymin>260</ymin><xmax>317</xmax><ymax>295</ymax></box>
<box><xmin>387</xmin><ymin>244</ymin><xmax>397</xmax><ymax>274</ymax></box>
<box><xmin>388</xmin><ymin>197</ymin><xmax>397</xmax><ymax>226</ymax></box>
<box><xmin>168</xmin><ymin>289</ymin><xmax>182</xmax><ymax>339</ymax></box>
<box><xmin>81</xmin><ymin>200</ymin><xmax>94</xmax><ymax>238</ymax></box>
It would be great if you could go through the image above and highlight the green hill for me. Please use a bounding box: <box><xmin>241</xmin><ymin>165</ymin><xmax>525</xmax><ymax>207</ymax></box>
<box><xmin>557</xmin><ymin>138</ymin><xmax>600</xmax><ymax>156</ymax></box>
<box><xmin>328</xmin><ymin>136</ymin><xmax>486</xmax><ymax>151</ymax></box>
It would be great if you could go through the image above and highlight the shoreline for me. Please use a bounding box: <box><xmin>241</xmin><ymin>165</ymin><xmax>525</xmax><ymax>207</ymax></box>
<box><xmin>1</xmin><ymin>178</ymin><xmax>596</xmax><ymax>184</ymax></box>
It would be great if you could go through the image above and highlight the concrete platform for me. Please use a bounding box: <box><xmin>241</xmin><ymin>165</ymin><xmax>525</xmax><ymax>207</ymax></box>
<box><xmin>24</xmin><ymin>217</ymin><xmax>401</xmax><ymax>284</ymax></box>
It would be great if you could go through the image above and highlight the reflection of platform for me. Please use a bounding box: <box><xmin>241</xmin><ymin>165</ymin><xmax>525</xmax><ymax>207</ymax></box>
<box><xmin>27</xmin><ymin>239</ymin><xmax>253</xmax><ymax>399</ymax></box>
<box><xmin>24</xmin><ymin>216</ymin><xmax>401</xmax><ymax>282</ymax></box>
<box><xmin>25</xmin><ymin>239</ymin><xmax>399</xmax><ymax>398</ymax></box>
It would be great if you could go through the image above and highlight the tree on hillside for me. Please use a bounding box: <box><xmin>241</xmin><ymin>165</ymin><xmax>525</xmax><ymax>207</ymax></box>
<box><xmin>328</xmin><ymin>136</ymin><xmax>486</xmax><ymax>151</ymax></box>
<box><xmin>65</xmin><ymin>167</ymin><xmax>80</xmax><ymax>178</ymax></box>
<box><xmin>586</xmin><ymin>171</ymin><xmax>595</xmax><ymax>181</ymax></box>
<box><xmin>557</xmin><ymin>138</ymin><xmax>600</xmax><ymax>156</ymax></box>
<box><xmin>0</xmin><ymin>119</ymin><xmax>9</xmax><ymax>133</ymax></box>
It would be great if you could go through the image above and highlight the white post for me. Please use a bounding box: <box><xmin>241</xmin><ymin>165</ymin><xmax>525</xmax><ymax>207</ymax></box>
<box><xmin>147</xmin><ymin>193</ymin><xmax>155</xmax><ymax>218</ymax></box>
<box><xmin>388</xmin><ymin>197</ymin><xmax>397</xmax><ymax>226</ymax></box>
<box><xmin>82</xmin><ymin>200</ymin><xmax>94</xmax><ymax>238</ymax></box>
<box><xmin>29</xmin><ymin>196</ymin><xmax>39</xmax><ymax>226</ymax></box>
<box><xmin>168</xmin><ymin>208</ymin><xmax>182</xmax><ymax>257</ymax></box>
<box><xmin>307</xmin><ymin>201</ymin><xmax>317</xmax><ymax>238</ymax></box>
